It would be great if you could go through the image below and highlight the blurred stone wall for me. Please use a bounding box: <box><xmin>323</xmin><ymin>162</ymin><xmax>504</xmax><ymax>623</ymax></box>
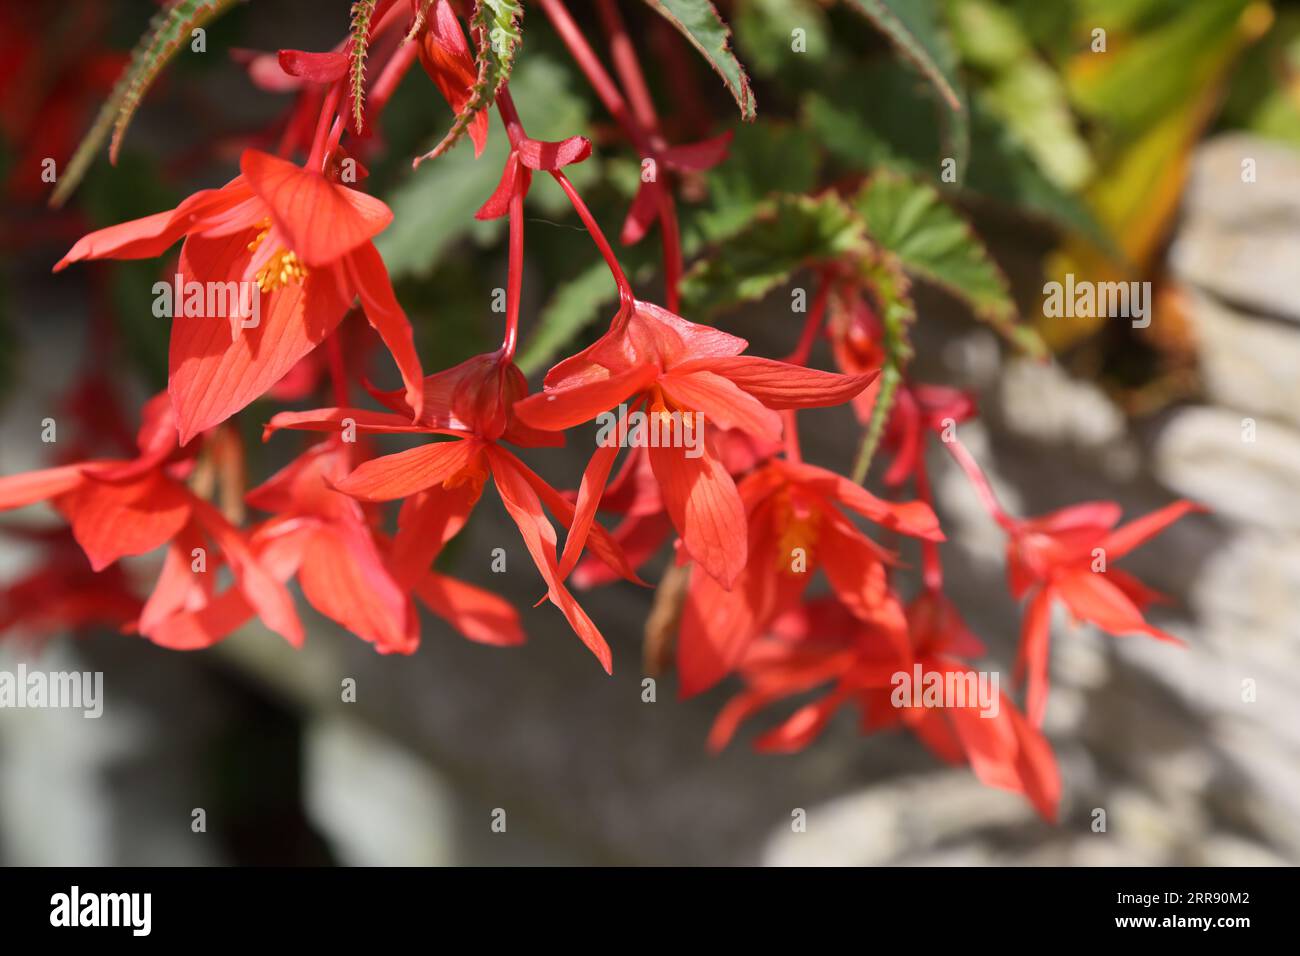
<box><xmin>1</xmin><ymin>133</ymin><xmax>1297</xmax><ymax>866</ymax></box>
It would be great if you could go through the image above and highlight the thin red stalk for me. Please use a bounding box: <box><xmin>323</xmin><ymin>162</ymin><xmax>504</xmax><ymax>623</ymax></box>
<box><xmin>367</xmin><ymin>34</ymin><xmax>418</xmax><ymax>116</ymax></box>
<box><xmin>551</xmin><ymin>169</ymin><xmax>635</xmax><ymax>313</ymax></box>
<box><xmin>656</xmin><ymin>188</ymin><xmax>682</xmax><ymax>312</ymax></box>
<box><xmin>537</xmin><ymin>0</ymin><xmax>650</xmax><ymax>153</ymax></box>
<box><xmin>782</xmin><ymin>410</ymin><xmax>802</xmax><ymax>464</ymax></box>
<box><xmin>945</xmin><ymin>436</ymin><xmax>1015</xmax><ymax>531</ymax></box>
<box><xmin>502</xmin><ymin>191</ymin><xmax>525</xmax><ymax>361</ymax></box>
<box><xmin>914</xmin><ymin>453</ymin><xmax>944</xmax><ymax>591</ymax></box>
<box><xmin>787</xmin><ymin>279</ymin><xmax>831</xmax><ymax>366</ymax></box>
<box><xmin>495</xmin><ymin>87</ymin><xmax>527</xmax><ymax>147</ymax></box>
<box><xmin>596</xmin><ymin>0</ymin><xmax>660</xmax><ymax>134</ymax></box>
<box><xmin>308</xmin><ymin>82</ymin><xmax>344</xmax><ymax>170</ymax></box>
<box><xmin>327</xmin><ymin>330</ymin><xmax>349</xmax><ymax>408</ymax></box>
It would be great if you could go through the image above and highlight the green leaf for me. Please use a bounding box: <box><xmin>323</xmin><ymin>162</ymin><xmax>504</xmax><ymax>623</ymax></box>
<box><xmin>681</xmin><ymin>194</ymin><xmax>865</xmax><ymax>315</ymax></box>
<box><xmin>517</xmin><ymin>261</ymin><xmax>618</xmax><ymax>376</ymax></box>
<box><xmin>840</xmin><ymin>0</ymin><xmax>968</xmax><ymax>176</ymax></box>
<box><xmin>695</xmin><ymin>121</ymin><xmax>820</xmax><ymax>241</ymax></box>
<box><xmin>640</xmin><ymin>0</ymin><xmax>756</xmax><ymax>121</ymax></box>
<box><xmin>854</xmin><ymin>171</ymin><xmax>1044</xmax><ymax>356</ymax></box>
<box><xmin>802</xmin><ymin>62</ymin><xmax>1112</xmax><ymax>252</ymax></box>
<box><xmin>948</xmin><ymin>0</ymin><xmax>1092</xmax><ymax>191</ymax></box>
<box><xmin>733</xmin><ymin>0</ymin><xmax>830</xmax><ymax>78</ymax></box>
<box><xmin>414</xmin><ymin>0</ymin><xmax>524</xmax><ymax>167</ymax></box>
<box><xmin>51</xmin><ymin>0</ymin><xmax>242</xmax><ymax>208</ymax></box>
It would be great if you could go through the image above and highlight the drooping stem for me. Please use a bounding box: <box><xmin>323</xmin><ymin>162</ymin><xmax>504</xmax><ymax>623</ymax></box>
<box><xmin>944</xmin><ymin>435</ymin><xmax>1015</xmax><ymax>531</ymax></box>
<box><xmin>782</xmin><ymin>410</ymin><xmax>802</xmax><ymax>464</ymax></box>
<box><xmin>551</xmin><ymin>169</ymin><xmax>635</xmax><ymax>313</ymax></box>
<box><xmin>537</xmin><ymin>0</ymin><xmax>650</xmax><ymax>152</ymax></box>
<box><xmin>495</xmin><ymin>86</ymin><xmax>527</xmax><ymax>148</ymax></box>
<box><xmin>502</xmin><ymin>190</ymin><xmax>525</xmax><ymax>361</ymax></box>
<box><xmin>656</xmin><ymin>188</ymin><xmax>682</xmax><ymax>313</ymax></box>
<box><xmin>327</xmin><ymin>329</ymin><xmax>349</xmax><ymax>409</ymax></box>
<box><xmin>308</xmin><ymin>82</ymin><xmax>344</xmax><ymax>170</ymax></box>
<box><xmin>913</xmin><ymin>452</ymin><xmax>944</xmax><ymax>591</ymax></box>
<box><xmin>787</xmin><ymin>278</ymin><xmax>831</xmax><ymax>366</ymax></box>
<box><xmin>597</xmin><ymin>0</ymin><xmax>660</xmax><ymax>134</ymax></box>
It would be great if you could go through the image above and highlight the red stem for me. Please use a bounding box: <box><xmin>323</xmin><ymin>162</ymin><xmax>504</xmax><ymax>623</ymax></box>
<box><xmin>597</xmin><ymin>0</ymin><xmax>660</xmax><ymax>135</ymax></box>
<box><xmin>787</xmin><ymin>278</ymin><xmax>831</xmax><ymax>366</ymax></box>
<box><xmin>327</xmin><ymin>330</ymin><xmax>349</xmax><ymax>409</ymax></box>
<box><xmin>502</xmin><ymin>190</ymin><xmax>524</xmax><ymax>361</ymax></box>
<box><xmin>914</xmin><ymin>452</ymin><xmax>944</xmax><ymax>591</ymax></box>
<box><xmin>537</xmin><ymin>0</ymin><xmax>651</xmax><ymax>153</ymax></box>
<box><xmin>656</xmin><ymin>188</ymin><xmax>682</xmax><ymax>312</ymax></box>
<box><xmin>308</xmin><ymin>82</ymin><xmax>343</xmax><ymax>171</ymax></box>
<box><xmin>551</xmin><ymin>169</ymin><xmax>636</xmax><ymax>314</ymax></box>
<box><xmin>945</xmin><ymin>436</ymin><xmax>1015</xmax><ymax>531</ymax></box>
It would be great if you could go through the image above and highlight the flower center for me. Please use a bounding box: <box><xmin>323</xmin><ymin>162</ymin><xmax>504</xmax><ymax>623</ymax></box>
<box><xmin>247</xmin><ymin>220</ymin><xmax>309</xmax><ymax>292</ymax></box>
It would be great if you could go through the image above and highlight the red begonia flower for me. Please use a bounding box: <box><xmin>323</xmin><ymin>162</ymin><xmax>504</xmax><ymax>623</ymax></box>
<box><xmin>1007</xmin><ymin>499</ymin><xmax>1205</xmax><ymax>725</ymax></box>
<box><xmin>0</xmin><ymin>393</ymin><xmax>302</xmax><ymax>648</ymax></box>
<box><xmin>621</xmin><ymin>132</ymin><xmax>732</xmax><ymax>245</ymax></box>
<box><xmin>417</xmin><ymin>0</ymin><xmax>489</xmax><ymax>157</ymax></box>
<box><xmin>711</xmin><ymin>592</ymin><xmax>1061</xmax><ymax>821</ymax></box>
<box><xmin>266</xmin><ymin>352</ymin><xmax>640</xmax><ymax>672</ymax></box>
<box><xmin>54</xmin><ymin>148</ymin><xmax>423</xmax><ymax>444</ymax></box>
<box><xmin>513</xmin><ymin>300</ymin><xmax>878</xmax><ymax>588</ymax></box>
<box><xmin>677</xmin><ymin>457</ymin><xmax>942</xmax><ymax>696</ymax></box>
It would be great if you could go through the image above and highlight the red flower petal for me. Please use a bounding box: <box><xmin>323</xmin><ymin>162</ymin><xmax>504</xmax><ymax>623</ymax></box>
<box><xmin>333</xmin><ymin>438</ymin><xmax>482</xmax><ymax>502</ymax></box>
<box><xmin>299</xmin><ymin>522</ymin><xmax>413</xmax><ymax>653</ymax></box>
<box><xmin>416</xmin><ymin>572</ymin><xmax>525</xmax><ymax>646</ymax></box>
<box><xmin>169</xmin><ymin>231</ymin><xmax>352</xmax><ymax>444</ymax></box>
<box><xmin>681</xmin><ymin>356</ymin><xmax>877</xmax><ymax>409</ymax></box>
<box><xmin>648</xmin><ymin>441</ymin><xmax>747</xmax><ymax>589</ymax></box>
<box><xmin>517</xmin><ymin>135</ymin><xmax>592</xmax><ymax>171</ymax></box>
<box><xmin>660</xmin><ymin>369</ymin><xmax>782</xmax><ymax>441</ymax></box>
<box><xmin>240</xmin><ymin>149</ymin><xmax>393</xmax><ymax>267</ymax></box>
<box><xmin>486</xmin><ymin>447</ymin><xmax>613</xmax><ymax>673</ymax></box>
<box><xmin>343</xmin><ymin>242</ymin><xmax>424</xmax><ymax>416</ymax></box>
<box><xmin>57</xmin><ymin>472</ymin><xmax>192</xmax><ymax>571</ymax></box>
<box><xmin>277</xmin><ymin>49</ymin><xmax>349</xmax><ymax>83</ymax></box>
<box><xmin>1099</xmin><ymin>500</ymin><xmax>1204</xmax><ymax>561</ymax></box>
<box><xmin>513</xmin><ymin>362</ymin><xmax>658</xmax><ymax>431</ymax></box>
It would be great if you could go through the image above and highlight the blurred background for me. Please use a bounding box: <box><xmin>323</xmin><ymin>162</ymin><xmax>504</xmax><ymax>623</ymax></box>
<box><xmin>1</xmin><ymin>0</ymin><xmax>1298</xmax><ymax>865</ymax></box>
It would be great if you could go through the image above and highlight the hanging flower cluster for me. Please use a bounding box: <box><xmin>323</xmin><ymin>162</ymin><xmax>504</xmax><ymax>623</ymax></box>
<box><xmin>2</xmin><ymin>0</ymin><xmax>1205</xmax><ymax>822</ymax></box>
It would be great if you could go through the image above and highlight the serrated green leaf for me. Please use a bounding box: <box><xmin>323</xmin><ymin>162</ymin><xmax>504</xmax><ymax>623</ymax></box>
<box><xmin>681</xmin><ymin>194</ymin><xmax>865</xmax><ymax>315</ymax></box>
<box><xmin>640</xmin><ymin>0</ymin><xmax>756</xmax><ymax>121</ymax></box>
<box><xmin>51</xmin><ymin>0</ymin><xmax>242</xmax><ymax>208</ymax></box>
<box><xmin>517</xmin><ymin>261</ymin><xmax>618</xmax><ymax>376</ymax></box>
<box><xmin>840</xmin><ymin>0</ymin><xmax>968</xmax><ymax>177</ymax></box>
<box><xmin>855</xmin><ymin>171</ymin><xmax>1044</xmax><ymax>356</ymax></box>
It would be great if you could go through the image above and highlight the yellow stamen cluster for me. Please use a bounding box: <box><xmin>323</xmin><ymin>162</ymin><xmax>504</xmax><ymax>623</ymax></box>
<box><xmin>247</xmin><ymin>220</ymin><xmax>308</xmax><ymax>293</ymax></box>
<box><xmin>775</xmin><ymin>492</ymin><xmax>819</xmax><ymax>574</ymax></box>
